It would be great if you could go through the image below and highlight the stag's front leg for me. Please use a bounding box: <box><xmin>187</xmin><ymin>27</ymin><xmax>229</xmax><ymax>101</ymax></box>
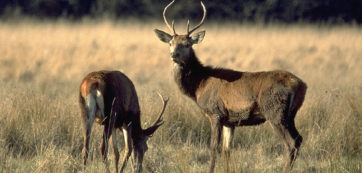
<box><xmin>222</xmin><ymin>125</ymin><xmax>234</xmax><ymax>173</ymax></box>
<box><xmin>208</xmin><ymin>114</ymin><xmax>221</xmax><ymax>173</ymax></box>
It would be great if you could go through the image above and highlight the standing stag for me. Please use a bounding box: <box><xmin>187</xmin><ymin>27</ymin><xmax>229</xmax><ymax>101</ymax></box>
<box><xmin>79</xmin><ymin>70</ymin><xmax>168</xmax><ymax>173</ymax></box>
<box><xmin>154</xmin><ymin>1</ymin><xmax>307</xmax><ymax>172</ymax></box>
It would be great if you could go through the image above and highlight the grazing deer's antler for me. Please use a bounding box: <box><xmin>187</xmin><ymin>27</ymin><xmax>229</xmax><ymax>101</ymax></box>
<box><xmin>154</xmin><ymin>93</ymin><xmax>168</xmax><ymax>124</ymax></box>
<box><xmin>144</xmin><ymin>92</ymin><xmax>169</xmax><ymax>136</ymax></box>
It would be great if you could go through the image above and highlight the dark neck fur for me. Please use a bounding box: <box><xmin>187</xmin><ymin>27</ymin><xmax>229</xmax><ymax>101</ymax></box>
<box><xmin>173</xmin><ymin>49</ymin><xmax>209</xmax><ymax>100</ymax></box>
<box><xmin>173</xmin><ymin>49</ymin><xmax>244</xmax><ymax>100</ymax></box>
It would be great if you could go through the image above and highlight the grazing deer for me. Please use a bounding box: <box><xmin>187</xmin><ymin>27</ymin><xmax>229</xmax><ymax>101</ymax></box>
<box><xmin>79</xmin><ymin>70</ymin><xmax>168</xmax><ymax>173</ymax></box>
<box><xmin>154</xmin><ymin>1</ymin><xmax>307</xmax><ymax>172</ymax></box>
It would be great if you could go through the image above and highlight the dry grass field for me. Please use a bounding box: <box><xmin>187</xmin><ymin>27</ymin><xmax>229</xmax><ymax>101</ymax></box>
<box><xmin>0</xmin><ymin>20</ymin><xmax>361</xmax><ymax>173</ymax></box>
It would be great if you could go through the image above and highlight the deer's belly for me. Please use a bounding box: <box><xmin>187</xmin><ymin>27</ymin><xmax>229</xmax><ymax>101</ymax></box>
<box><xmin>227</xmin><ymin>109</ymin><xmax>252</xmax><ymax>122</ymax></box>
<box><xmin>225</xmin><ymin>108</ymin><xmax>266</xmax><ymax>126</ymax></box>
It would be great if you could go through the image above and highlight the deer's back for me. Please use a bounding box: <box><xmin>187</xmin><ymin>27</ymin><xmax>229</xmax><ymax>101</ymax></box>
<box><xmin>195</xmin><ymin>70</ymin><xmax>306</xmax><ymax>120</ymax></box>
<box><xmin>80</xmin><ymin>70</ymin><xmax>140</xmax><ymax>123</ymax></box>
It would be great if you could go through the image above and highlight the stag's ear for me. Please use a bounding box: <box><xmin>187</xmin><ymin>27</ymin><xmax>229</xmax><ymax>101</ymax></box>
<box><xmin>154</xmin><ymin>29</ymin><xmax>172</xmax><ymax>43</ymax></box>
<box><xmin>190</xmin><ymin>30</ymin><xmax>205</xmax><ymax>44</ymax></box>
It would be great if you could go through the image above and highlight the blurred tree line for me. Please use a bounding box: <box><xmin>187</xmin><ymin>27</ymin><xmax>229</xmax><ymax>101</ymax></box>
<box><xmin>1</xmin><ymin>0</ymin><xmax>361</xmax><ymax>23</ymax></box>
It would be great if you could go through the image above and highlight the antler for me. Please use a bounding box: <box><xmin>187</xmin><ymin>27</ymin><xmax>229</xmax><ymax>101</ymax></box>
<box><xmin>143</xmin><ymin>92</ymin><xmax>169</xmax><ymax>136</ymax></box>
<box><xmin>163</xmin><ymin>0</ymin><xmax>176</xmax><ymax>35</ymax></box>
<box><xmin>153</xmin><ymin>92</ymin><xmax>169</xmax><ymax>126</ymax></box>
<box><xmin>187</xmin><ymin>1</ymin><xmax>207</xmax><ymax>36</ymax></box>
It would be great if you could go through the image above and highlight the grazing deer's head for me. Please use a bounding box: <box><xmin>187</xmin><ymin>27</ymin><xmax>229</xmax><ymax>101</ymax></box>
<box><xmin>132</xmin><ymin>93</ymin><xmax>168</xmax><ymax>171</ymax></box>
<box><xmin>154</xmin><ymin>0</ymin><xmax>206</xmax><ymax>66</ymax></box>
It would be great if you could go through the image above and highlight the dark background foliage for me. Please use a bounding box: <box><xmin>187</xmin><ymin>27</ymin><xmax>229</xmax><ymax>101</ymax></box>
<box><xmin>1</xmin><ymin>0</ymin><xmax>362</xmax><ymax>23</ymax></box>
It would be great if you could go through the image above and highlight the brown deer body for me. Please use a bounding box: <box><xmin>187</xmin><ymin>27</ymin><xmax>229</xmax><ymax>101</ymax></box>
<box><xmin>79</xmin><ymin>70</ymin><xmax>168</xmax><ymax>173</ymax></box>
<box><xmin>154</xmin><ymin>1</ymin><xmax>307</xmax><ymax>172</ymax></box>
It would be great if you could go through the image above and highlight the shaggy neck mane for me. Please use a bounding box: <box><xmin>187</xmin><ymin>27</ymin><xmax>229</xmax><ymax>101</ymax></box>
<box><xmin>173</xmin><ymin>49</ymin><xmax>210</xmax><ymax>99</ymax></box>
<box><xmin>173</xmin><ymin>49</ymin><xmax>243</xmax><ymax>100</ymax></box>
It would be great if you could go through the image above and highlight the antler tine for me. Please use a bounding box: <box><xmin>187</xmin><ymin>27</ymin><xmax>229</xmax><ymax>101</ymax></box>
<box><xmin>153</xmin><ymin>92</ymin><xmax>169</xmax><ymax>126</ymax></box>
<box><xmin>142</xmin><ymin>93</ymin><xmax>169</xmax><ymax>137</ymax></box>
<box><xmin>163</xmin><ymin>0</ymin><xmax>176</xmax><ymax>35</ymax></box>
<box><xmin>172</xmin><ymin>20</ymin><xmax>176</xmax><ymax>35</ymax></box>
<box><xmin>187</xmin><ymin>1</ymin><xmax>207</xmax><ymax>35</ymax></box>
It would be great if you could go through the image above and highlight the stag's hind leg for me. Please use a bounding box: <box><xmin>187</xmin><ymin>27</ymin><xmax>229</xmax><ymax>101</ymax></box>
<box><xmin>269</xmin><ymin>118</ymin><xmax>302</xmax><ymax>173</ymax></box>
<box><xmin>262</xmin><ymin>88</ymin><xmax>303</xmax><ymax>172</ymax></box>
<box><xmin>268</xmin><ymin>98</ymin><xmax>303</xmax><ymax>172</ymax></box>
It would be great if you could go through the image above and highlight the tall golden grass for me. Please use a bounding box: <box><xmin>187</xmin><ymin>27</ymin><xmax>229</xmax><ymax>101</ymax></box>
<box><xmin>0</xmin><ymin>20</ymin><xmax>361</xmax><ymax>173</ymax></box>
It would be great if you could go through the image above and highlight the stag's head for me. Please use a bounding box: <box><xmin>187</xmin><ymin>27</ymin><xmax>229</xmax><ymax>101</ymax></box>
<box><xmin>131</xmin><ymin>93</ymin><xmax>168</xmax><ymax>172</ymax></box>
<box><xmin>155</xmin><ymin>0</ymin><xmax>206</xmax><ymax>66</ymax></box>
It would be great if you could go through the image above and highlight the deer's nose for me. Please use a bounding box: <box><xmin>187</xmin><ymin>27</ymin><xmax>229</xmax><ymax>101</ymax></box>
<box><xmin>171</xmin><ymin>52</ymin><xmax>180</xmax><ymax>58</ymax></box>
